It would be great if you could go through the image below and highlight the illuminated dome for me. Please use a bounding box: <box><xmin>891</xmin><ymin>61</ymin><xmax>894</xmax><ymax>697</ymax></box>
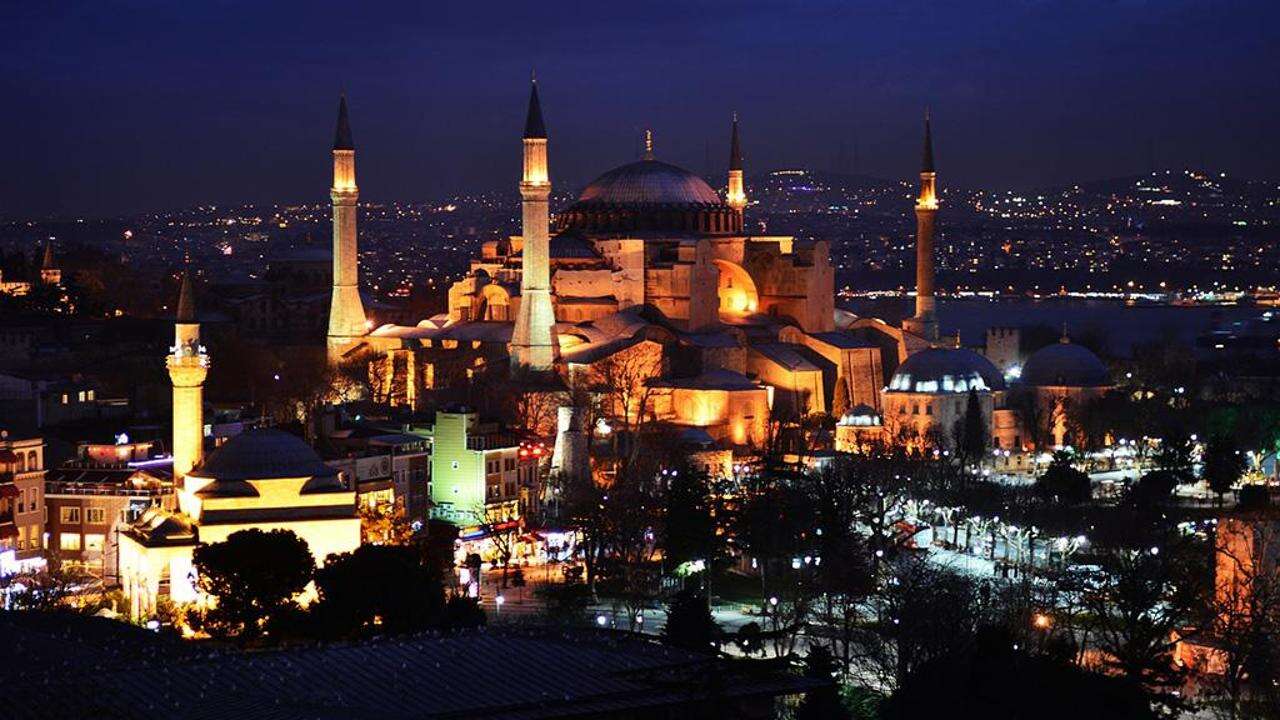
<box><xmin>887</xmin><ymin>348</ymin><xmax>1005</xmax><ymax>394</ymax></box>
<box><xmin>838</xmin><ymin>404</ymin><xmax>882</xmax><ymax>427</ymax></box>
<box><xmin>557</xmin><ymin>158</ymin><xmax>742</xmax><ymax>235</ymax></box>
<box><xmin>192</xmin><ymin>428</ymin><xmax>338</xmax><ymax>482</ymax></box>
<box><xmin>1021</xmin><ymin>339</ymin><xmax>1110</xmax><ymax>388</ymax></box>
<box><xmin>578</xmin><ymin>160</ymin><xmax>721</xmax><ymax>205</ymax></box>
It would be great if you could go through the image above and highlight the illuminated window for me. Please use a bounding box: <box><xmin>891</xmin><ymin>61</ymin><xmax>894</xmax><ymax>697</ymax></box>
<box><xmin>61</xmin><ymin>507</ymin><xmax>81</xmax><ymax>524</ymax></box>
<box><xmin>86</xmin><ymin>507</ymin><xmax>106</xmax><ymax>524</ymax></box>
<box><xmin>84</xmin><ymin>534</ymin><xmax>105</xmax><ymax>552</ymax></box>
<box><xmin>59</xmin><ymin>533</ymin><xmax>81</xmax><ymax>551</ymax></box>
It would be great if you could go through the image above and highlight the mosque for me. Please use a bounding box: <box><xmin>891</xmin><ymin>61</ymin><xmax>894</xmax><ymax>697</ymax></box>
<box><xmin>324</xmin><ymin>82</ymin><xmax>1112</xmax><ymax>458</ymax></box>
<box><xmin>114</xmin><ymin>83</ymin><xmax>1115</xmax><ymax>618</ymax></box>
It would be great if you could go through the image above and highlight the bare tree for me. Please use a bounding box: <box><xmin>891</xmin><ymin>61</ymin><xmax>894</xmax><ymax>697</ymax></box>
<box><xmin>1196</xmin><ymin>518</ymin><xmax>1280</xmax><ymax>720</ymax></box>
<box><xmin>587</xmin><ymin>343</ymin><xmax>662</xmax><ymax>433</ymax></box>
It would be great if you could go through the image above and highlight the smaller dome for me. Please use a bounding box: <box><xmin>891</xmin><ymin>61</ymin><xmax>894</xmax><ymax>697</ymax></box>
<box><xmin>888</xmin><ymin>348</ymin><xmax>1005</xmax><ymax>394</ymax></box>
<box><xmin>193</xmin><ymin>428</ymin><xmax>338</xmax><ymax>482</ymax></box>
<box><xmin>838</xmin><ymin>404</ymin><xmax>882</xmax><ymax>426</ymax></box>
<box><xmin>1021</xmin><ymin>340</ymin><xmax>1110</xmax><ymax>388</ymax></box>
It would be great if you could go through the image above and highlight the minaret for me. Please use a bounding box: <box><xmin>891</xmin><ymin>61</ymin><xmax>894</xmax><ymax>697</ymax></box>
<box><xmin>167</xmin><ymin>267</ymin><xmax>207</xmax><ymax>478</ymax></box>
<box><xmin>726</xmin><ymin>113</ymin><xmax>747</xmax><ymax>216</ymax></box>
<box><xmin>904</xmin><ymin>112</ymin><xmax>939</xmax><ymax>342</ymax></box>
<box><xmin>326</xmin><ymin>94</ymin><xmax>368</xmax><ymax>364</ymax></box>
<box><xmin>39</xmin><ymin>241</ymin><xmax>61</xmax><ymax>285</ymax></box>
<box><xmin>510</xmin><ymin>79</ymin><xmax>557</xmax><ymax>373</ymax></box>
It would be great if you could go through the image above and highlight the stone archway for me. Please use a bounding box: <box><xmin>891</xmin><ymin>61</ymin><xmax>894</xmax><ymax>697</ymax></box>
<box><xmin>478</xmin><ymin>283</ymin><xmax>512</xmax><ymax>321</ymax></box>
<box><xmin>714</xmin><ymin>259</ymin><xmax>758</xmax><ymax>315</ymax></box>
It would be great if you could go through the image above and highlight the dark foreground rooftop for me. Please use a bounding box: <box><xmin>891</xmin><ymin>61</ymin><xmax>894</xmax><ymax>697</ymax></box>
<box><xmin>4</xmin><ymin>613</ymin><xmax>815</xmax><ymax>720</ymax></box>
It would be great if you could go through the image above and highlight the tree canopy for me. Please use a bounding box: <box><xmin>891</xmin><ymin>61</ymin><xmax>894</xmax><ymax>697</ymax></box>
<box><xmin>192</xmin><ymin>528</ymin><xmax>315</xmax><ymax>640</ymax></box>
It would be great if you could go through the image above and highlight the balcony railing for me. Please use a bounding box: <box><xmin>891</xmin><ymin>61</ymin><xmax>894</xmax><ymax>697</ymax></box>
<box><xmin>45</xmin><ymin>481</ymin><xmax>173</xmax><ymax>498</ymax></box>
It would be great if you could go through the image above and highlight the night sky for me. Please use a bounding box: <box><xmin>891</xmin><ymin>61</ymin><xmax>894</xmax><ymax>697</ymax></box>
<box><xmin>6</xmin><ymin>0</ymin><xmax>1278</xmax><ymax>217</ymax></box>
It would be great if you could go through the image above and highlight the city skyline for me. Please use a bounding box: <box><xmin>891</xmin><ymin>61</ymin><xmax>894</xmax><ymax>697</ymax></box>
<box><xmin>6</xmin><ymin>0</ymin><xmax>1279</xmax><ymax>217</ymax></box>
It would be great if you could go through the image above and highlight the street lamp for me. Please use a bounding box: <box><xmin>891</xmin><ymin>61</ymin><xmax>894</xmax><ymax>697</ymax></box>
<box><xmin>495</xmin><ymin>594</ymin><xmax>505</xmax><ymax>617</ymax></box>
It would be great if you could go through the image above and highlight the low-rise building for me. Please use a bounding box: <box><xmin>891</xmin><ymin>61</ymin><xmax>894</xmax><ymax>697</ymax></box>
<box><xmin>43</xmin><ymin>462</ymin><xmax>174</xmax><ymax>583</ymax></box>
<box><xmin>0</xmin><ymin>431</ymin><xmax>47</xmax><ymax>575</ymax></box>
<box><xmin>420</xmin><ymin>408</ymin><xmax>538</xmax><ymax>527</ymax></box>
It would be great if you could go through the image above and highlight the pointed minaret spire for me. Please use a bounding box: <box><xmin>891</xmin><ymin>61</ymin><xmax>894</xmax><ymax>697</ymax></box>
<box><xmin>726</xmin><ymin>113</ymin><xmax>746</xmax><ymax>221</ymax></box>
<box><xmin>176</xmin><ymin>266</ymin><xmax>196</xmax><ymax>323</ymax></box>
<box><xmin>168</xmin><ymin>260</ymin><xmax>207</xmax><ymax>479</ymax></box>
<box><xmin>904</xmin><ymin>109</ymin><xmax>940</xmax><ymax>342</ymax></box>
<box><xmin>334</xmin><ymin>95</ymin><xmax>354</xmax><ymax>150</ymax></box>
<box><xmin>921</xmin><ymin>110</ymin><xmax>935</xmax><ymax>173</ymax></box>
<box><xmin>729</xmin><ymin>113</ymin><xmax>742</xmax><ymax>171</ymax></box>
<box><xmin>39</xmin><ymin>241</ymin><xmax>61</xmax><ymax>285</ymax></box>
<box><xmin>511</xmin><ymin>80</ymin><xmax>556</xmax><ymax>373</ymax></box>
<box><xmin>327</xmin><ymin>93</ymin><xmax>368</xmax><ymax>364</ymax></box>
<box><xmin>643</xmin><ymin>130</ymin><xmax>655</xmax><ymax>160</ymax></box>
<box><xmin>524</xmin><ymin>78</ymin><xmax>547</xmax><ymax>140</ymax></box>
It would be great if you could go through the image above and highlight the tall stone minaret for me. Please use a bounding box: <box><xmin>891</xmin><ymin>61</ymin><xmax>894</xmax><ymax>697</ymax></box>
<box><xmin>510</xmin><ymin>80</ymin><xmax>556</xmax><ymax>373</ymax></box>
<box><xmin>904</xmin><ymin>113</ymin><xmax>939</xmax><ymax>342</ymax></box>
<box><xmin>168</xmin><ymin>268</ymin><xmax>207</xmax><ymax>478</ymax></box>
<box><xmin>326</xmin><ymin>94</ymin><xmax>368</xmax><ymax>364</ymax></box>
<box><xmin>726</xmin><ymin>113</ymin><xmax>747</xmax><ymax>217</ymax></box>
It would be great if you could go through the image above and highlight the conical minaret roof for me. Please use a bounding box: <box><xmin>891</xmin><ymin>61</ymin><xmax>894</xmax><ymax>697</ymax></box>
<box><xmin>333</xmin><ymin>95</ymin><xmax>354</xmax><ymax>150</ymax></box>
<box><xmin>921</xmin><ymin>112</ymin><xmax>935</xmax><ymax>173</ymax></box>
<box><xmin>729</xmin><ymin>113</ymin><xmax>742</xmax><ymax>172</ymax></box>
<box><xmin>523</xmin><ymin>80</ymin><xmax>547</xmax><ymax>140</ymax></box>
<box><xmin>176</xmin><ymin>268</ymin><xmax>196</xmax><ymax>323</ymax></box>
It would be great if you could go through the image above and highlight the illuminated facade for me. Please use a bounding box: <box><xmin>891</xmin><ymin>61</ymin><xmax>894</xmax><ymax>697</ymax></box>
<box><xmin>880</xmin><ymin>347</ymin><xmax>1004</xmax><ymax>449</ymax></box>
<box><xmin>425</xmin><ymin>408</ymin><xmax>538</xmax><ymax>525</ymax></box>
<box><xmin>0</xmin><ymin>432</ymin><xmax>46</xmax><ymax>574</ymax></box>
<box><xmin>1015</xmin><ymin>335</ymin><xmax>1112</xmax><ymax>447</ymax></box>
<box><xmin>366</xmin><ymin>88</ymin><xmax>875</xmax><ymax>451</ymax></box>
<box><xmin>118</xmin><ymin>285</ymin><xmax>360</xmax><ymax>621</ymax></box>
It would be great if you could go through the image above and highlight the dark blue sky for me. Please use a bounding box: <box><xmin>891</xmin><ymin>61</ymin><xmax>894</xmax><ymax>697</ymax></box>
<box><xmin>5</xmin><ymin>0</ymin><xmax>1277</xmax><ymax>217</ymax></box>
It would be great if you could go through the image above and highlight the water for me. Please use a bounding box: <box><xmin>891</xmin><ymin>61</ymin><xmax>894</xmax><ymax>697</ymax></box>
<box><xmin>839</xmin><ymin>297</ymin><xmax>1264</xmax><ymax>356</ymax></box>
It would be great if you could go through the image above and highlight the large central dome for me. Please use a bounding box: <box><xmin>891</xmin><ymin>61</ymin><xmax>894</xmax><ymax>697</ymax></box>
<box><xmin>557</xmin><ymin>158</ymin><xmax>742</xmax><ymax>236</ymax></box>
<box><xmin>577</xmin><ymin>159</ymin><xmax>722</xmax><ymax>205</ymax></box>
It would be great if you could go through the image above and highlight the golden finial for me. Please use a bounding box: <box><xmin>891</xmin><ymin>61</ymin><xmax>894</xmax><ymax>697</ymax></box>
<box><xmin>643</xmin><ymin>129</ymin><xmax>654</xmax><ymax>160</ymax></box>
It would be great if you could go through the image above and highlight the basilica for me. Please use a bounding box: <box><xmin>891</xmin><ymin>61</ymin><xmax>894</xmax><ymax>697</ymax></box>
<box><xmin>329</xmin><ymin>83</ymin><xmax>1112</xmax><ymax>458</ymax></box>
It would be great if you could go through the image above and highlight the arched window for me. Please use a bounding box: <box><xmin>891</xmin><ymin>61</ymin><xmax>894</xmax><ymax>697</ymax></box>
<box><xmin>27</xmin><ymin>451</ymin><xmax>37</xmax><ymax>471</ymax></box>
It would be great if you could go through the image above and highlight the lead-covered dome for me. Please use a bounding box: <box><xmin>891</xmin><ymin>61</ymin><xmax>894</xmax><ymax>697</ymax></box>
<box><xmin>1021</xmin><ymin>340</ymin><xmax>1110</xmax><ymax>388</ymax></box>
<box><xmin>578</xmin><ymin>160</ymin><xmax>721</xmax><ymax>205</ymax></box>
<box><xmin>887</xmin><ymin>348</ymin><xmax>1006</xmax><ymax>394</ymax></box>
<box><xmin>192</xmin><ymin>428</ymin><xmax>338</xmax><ymax>482</ymax></box>
<box><xmin>556</xmin><ymin>158</ymin><xmax>742</xmax><ymax>236</ymax></box>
